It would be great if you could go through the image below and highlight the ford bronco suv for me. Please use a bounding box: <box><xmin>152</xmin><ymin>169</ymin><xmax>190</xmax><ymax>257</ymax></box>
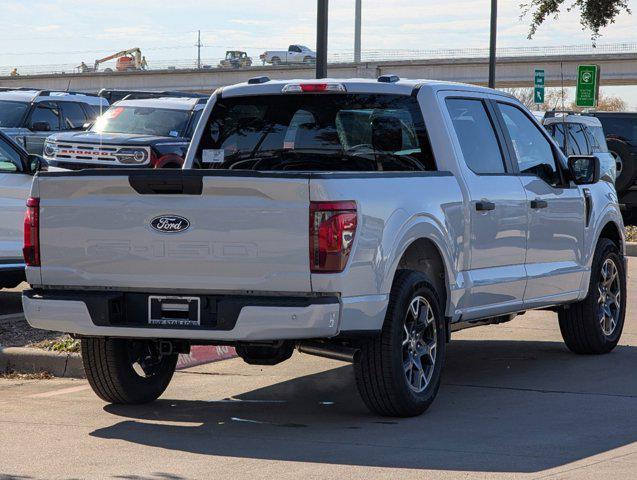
<box><xmin>43</xmin><ymin>96</ymin><xmax>206</xmax><ymax>170</ymax></box>
<box><xmin>22</xmin><ymin>77</ymin><xmax>627</xmax><ymax>417</ymax></box>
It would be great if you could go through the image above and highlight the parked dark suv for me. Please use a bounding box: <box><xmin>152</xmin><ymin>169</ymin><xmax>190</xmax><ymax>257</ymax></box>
<box><xmin>588</xmin><ymin>112</ymin><xmax>637</xmax><ymax>224</ymax></box>
<box><xmin>0</xmin><ymin>89</ymin><xmax>109</xmax><ymax>156</ymax></box>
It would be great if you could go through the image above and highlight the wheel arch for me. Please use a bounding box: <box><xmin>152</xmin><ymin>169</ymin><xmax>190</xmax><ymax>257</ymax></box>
<box><xmin>597</xmin><ymin>220</ymin><xmax>624</xmax><ymax>253</ymax></box>
<box><xmin>383</xmin><ymin>220</ymin><xmax>459</xmax><ymax>318</ymax></box>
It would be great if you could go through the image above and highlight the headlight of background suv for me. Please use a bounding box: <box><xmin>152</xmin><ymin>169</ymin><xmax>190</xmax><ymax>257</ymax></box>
<box><xmin>43</xmin><ymin>141</ymin><xmax>57</xmax><ymax>158</ymax></box>
<box><xmin>116</xmin><ymin>148</ymin><xmax>149</xmax><ymax>164</ymax></box>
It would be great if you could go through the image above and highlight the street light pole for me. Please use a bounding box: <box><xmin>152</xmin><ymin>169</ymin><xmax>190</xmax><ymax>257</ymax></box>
<box><xmin>354</xmin><ymin>0</ymin><xmax>362</xmax><ymax>63</ymax></box>
<box><xmin>196</xmin><ymin>30</ymin><xmax>202</xmax><ymax>69</ymax></box>
<box><xmin>316</xmin><ymin>0</ymin><xmax>329</xmax><ymax>78</ymax></box>
<box><xmin>488</xmin><ymin>0</ymin><xmax>497</xmax><ymax>88</ymax></box>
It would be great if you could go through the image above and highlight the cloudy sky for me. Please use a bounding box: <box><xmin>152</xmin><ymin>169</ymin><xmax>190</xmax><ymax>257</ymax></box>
<box><xmin>0</xmin><ymin>0</ymin><xmax>635</xmax><ymax>103</ymax></box>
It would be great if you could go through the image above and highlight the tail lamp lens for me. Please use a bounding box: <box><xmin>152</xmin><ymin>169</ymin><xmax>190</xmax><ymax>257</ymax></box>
<box><xmin>23</xmin><ymin>197</ymin><xmax>40</xmax><ymax>267</ymax></box>
<box><xmin>310</xmin><ymin>201</ymin><xmax>357</xmax><ymax>273</ymax></box>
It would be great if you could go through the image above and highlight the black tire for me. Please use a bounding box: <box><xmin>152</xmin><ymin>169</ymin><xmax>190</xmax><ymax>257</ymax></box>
<box><xmin>354</xmin><ymin>270</ymin><xmax>446</xmax><ymax>417</ymax></box>
<box><xmin>271</xmin><ymin>57</ymin><xmax>281</xmax><ymax>65</ymax></box>
<box><xmin>81</xmin><ymin>338</ymin><xmax>178</xmax><ymax>404</ymax></box>
<box><xmin>303</xmin><ymin>56</ymin><xmax>315</xmax><ymax>64</ymax></box>
<box><xmin>558</xmin><ymin>238</ymin><xmax>626</xmax><ymax>354</ymax></box>
<box><xmin>607</xmin><ymin>139</ymin><xmax>636</xmax><ymax>193</ymax></box>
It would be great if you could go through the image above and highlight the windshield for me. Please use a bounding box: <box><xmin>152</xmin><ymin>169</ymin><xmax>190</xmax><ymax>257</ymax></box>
<box><xmin>194</xmin><ymin>93</ymin><xmax>435</xmax><ymax>171</ymax></box>
<box><xmin>0</xmin><ymin>100</ymin><xmax>29</xmax><ymax>128</ymax></box>
<box><xmin>91</xmin><ymin>106</ymin><xmax>191</xmax><ymax>137</ymax></box>
<box><xmin>587</xmin><ymin>126</ymin><xmax>608</xmax><ymax>153</ymax></box>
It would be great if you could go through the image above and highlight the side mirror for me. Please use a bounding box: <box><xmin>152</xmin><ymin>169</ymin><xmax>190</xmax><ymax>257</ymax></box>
<box><xmin>27</xmin><ymin>154</ymin><xmax>45</xmax><ymax>174</ymax></box>
<box><xmin>31</xmin><ymin>121</ymin><xmax>51</xmax><ymax>132</ymax></box>
<box><xmin>568</xmin><ymin>155</ymin><xmax>600</xmax><ymax>185</ymax></box>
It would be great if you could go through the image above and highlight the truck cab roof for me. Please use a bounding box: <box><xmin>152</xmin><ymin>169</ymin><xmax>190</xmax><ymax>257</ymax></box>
<box><xmin>221</xmin><ymin>77</ymin><xmax>515</xmax><ymax>99</ymax></box>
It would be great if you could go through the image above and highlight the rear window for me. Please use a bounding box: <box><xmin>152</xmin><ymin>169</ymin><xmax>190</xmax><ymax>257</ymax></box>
<box><xmin>0</xmin><ymin>101</ymin><xmax>29</xmax><ymax>128</ymax></box>
<box><xmin>194</xmin><ymin>93</ymin><xmax>436</xmax><ymax>171</ymax></box>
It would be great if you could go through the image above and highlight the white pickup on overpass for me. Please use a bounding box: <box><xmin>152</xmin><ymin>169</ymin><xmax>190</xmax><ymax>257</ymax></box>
<box><xmin>1</xmin><ymin>52</ymin><xmax>636</xmax><ymax>93</ymax></box>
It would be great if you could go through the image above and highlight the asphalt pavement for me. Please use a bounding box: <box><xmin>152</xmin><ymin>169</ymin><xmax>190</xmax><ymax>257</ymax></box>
<box><xmin>0</xmin><ymin>259</ymin><xmax>635</xmax><ymax>480</ymax></box>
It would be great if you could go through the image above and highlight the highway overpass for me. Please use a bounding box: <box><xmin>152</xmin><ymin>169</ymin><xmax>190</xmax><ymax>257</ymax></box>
<box><xmin>1</xmin><ymin>52</ymin><xmax>636</xmax><ymax>93</ymax></box>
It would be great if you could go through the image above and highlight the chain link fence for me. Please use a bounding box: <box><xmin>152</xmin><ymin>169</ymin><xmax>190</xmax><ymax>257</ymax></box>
<box><xmin>2</xmin><ymin>43</ymin><xmax>636</xmax><ymax>77</ymax></box>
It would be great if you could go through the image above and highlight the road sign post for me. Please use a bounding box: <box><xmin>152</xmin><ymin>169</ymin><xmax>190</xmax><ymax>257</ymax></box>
<box><xmin>576</xmin><ymin>64</ymin><xmax>600</xmax><ymax>108</ymax></box>
<box><xmin>534</xmin><ymin>68</ymin><xmax>545</xmax><ymax>104</ymax></box>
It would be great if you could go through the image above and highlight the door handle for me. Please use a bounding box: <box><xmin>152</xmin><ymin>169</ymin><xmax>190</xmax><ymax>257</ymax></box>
<box><xmin>530</xmin><ymin>199</ymin><xmax>548</xmax><ymax>209</ymax></box>
<box><xmin>475</xmin><ymin>200</ymin><xmax>495</xmax><ymax>211</ymax></box>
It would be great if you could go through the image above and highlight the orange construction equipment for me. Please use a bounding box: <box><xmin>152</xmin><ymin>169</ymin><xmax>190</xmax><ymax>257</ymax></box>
<box><xmin>93</xmin><ymin>48</ymin><xmax>145</xmax><ymax>72</ymax></box>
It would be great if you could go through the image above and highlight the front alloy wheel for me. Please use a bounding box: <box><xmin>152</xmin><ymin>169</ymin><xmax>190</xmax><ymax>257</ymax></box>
<box><xmin>558</xmin><ymin>238</ymin><xmax>626</xmax><ymax>354</ymax></box>
<box><xmin>598</xmin><ymin>258</ymin><xmax>621</xmax><ymax>336</ymax></box>
<box><xmin>403</xmin><ymin>296</ymin><xmax>437</xmax><ymax>393</ymax></box>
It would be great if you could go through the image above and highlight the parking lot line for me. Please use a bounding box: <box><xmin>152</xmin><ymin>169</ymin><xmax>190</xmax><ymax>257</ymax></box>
<box><xmin>28</xmin><ymin>384</ymin><xmax>90</xmax><ymax>398</ymax></box>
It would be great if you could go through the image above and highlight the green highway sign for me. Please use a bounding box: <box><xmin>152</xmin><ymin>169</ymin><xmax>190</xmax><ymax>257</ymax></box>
<box><xmin>534</xmin><ymin>68</ymin><xmax>545</xmax><ymax>104</ymax></box>
<box><xmin>576</xmin><ymin>64</ymin><xmax>600</xmax><ymax>108</ymax></box>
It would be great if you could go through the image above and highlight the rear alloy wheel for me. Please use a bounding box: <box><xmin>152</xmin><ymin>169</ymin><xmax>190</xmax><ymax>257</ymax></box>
<box><xmin>355</xmin><ymin>270</ymin><xmax>446</xmax><ymax>417</ymax></box>
<box><xmin>82</xmin><ymin>338</ymin><xmax>178</xmax><ymax>404</ymax></box>
<box><xmin>559</xmin><ymin>238</ymin><xmax>626</xmax><ymax>354</ymax></box>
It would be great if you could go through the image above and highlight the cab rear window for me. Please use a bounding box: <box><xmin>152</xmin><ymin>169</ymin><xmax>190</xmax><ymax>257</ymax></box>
<box><xmin>194</xmin><ymin>93</ymin><xmax>436</xmax><ymax>171</ymax></box>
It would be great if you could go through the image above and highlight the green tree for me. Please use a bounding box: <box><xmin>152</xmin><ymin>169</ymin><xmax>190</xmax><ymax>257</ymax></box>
<box><xmin>523</xmin><ymin>0</ymin><xmax>631</xmax><ymax>40</ymax></box>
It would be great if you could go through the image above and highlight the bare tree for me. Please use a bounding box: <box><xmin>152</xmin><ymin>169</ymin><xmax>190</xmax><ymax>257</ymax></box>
<box><xmin>502</xmin><ymin>87</ymin><xmax>627</xmax><ymax>112</ymax></box>
<box><xmin>522</xmin><ymin>0</ymin><xmax>631</xmax><ymax>41</ymax></box>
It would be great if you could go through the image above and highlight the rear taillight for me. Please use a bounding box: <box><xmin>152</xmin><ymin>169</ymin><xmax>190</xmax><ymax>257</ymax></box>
<box><xmin>23</xmin><ymin>197</ymin><xmax>40</xmax><ymax>267</ymax></box>
<box><xmin>309</xmin><ymin>201</ymin><xmax>357</xmax><ymax>273</ymax></box>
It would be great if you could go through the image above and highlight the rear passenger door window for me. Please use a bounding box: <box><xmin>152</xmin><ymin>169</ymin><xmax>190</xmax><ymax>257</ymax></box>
<box><xmin>446</xmin><ymin>98</ymin><xmax>506</xmax><ymax>174</ymax></box>
<box><xmin>61</xmin><ymin>102</ymin><xmax>88</xmax><ymax>129</ymax></box>
<box><xmin>497</xmin><ymin>103</ymin><xmax>560</xmax><ymax>186</ymax></box>
<box><xmin>29</xmin><ymin>103</ymin><xmax>61</xmax><ymax>131</ymax></box>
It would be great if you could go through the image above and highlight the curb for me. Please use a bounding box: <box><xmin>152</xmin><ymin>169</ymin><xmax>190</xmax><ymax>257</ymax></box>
<box><xmin>0</xmin><ymin>346</ymin><xmax>84</xmax><ymax>378</ymax></box>
<box><xmin>1</xmin><ymin>345</ymin><xmax>237</xmax><ymax>378</ymax></box>
<box><xmin>627</xmin><ymin>242</ymin><xmax>637</xmax><ymax>257</ymax></box>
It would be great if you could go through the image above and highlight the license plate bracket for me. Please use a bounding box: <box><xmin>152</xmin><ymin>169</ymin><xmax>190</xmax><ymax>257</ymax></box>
<box><xmin>148</xmin><ymin>296</ymin><xmax>201</xmax><ymax>327</ymax></box>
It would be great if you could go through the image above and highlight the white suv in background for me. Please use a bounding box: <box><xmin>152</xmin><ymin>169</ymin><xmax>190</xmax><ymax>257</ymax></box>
<box><xmin>542</xmin><ymin>112</ymin><xmax>617</xmax><ymax>185</ymax></box>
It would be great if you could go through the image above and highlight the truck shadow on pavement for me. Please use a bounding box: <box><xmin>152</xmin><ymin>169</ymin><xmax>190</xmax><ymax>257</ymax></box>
<box><xmin>91</xmin><ymin>339</ymin><xmax>637</xmax><ymax>473</ymax></box>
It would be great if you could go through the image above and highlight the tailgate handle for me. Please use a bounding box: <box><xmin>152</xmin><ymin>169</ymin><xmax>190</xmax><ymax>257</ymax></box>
<box><xmin>129</xmin><ymin>174</ymin><xmax>203</xmax><ymax>195</ymax></box>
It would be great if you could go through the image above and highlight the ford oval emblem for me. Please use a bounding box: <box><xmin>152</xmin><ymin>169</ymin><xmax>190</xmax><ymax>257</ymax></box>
<box><xmin>150</xmin><ymin>215</ymin><xmax>191</xmax><ymax>234</ymax></box>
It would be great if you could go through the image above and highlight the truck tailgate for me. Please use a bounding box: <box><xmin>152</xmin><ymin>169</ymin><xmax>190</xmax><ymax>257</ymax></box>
<box><xmin>35</xmin><ymin>171</ymin><xmax>312</xmax><ymax>292</ymax></box>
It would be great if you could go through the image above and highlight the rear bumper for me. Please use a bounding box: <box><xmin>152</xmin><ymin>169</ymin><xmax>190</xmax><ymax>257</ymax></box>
<box><xmin>22</xmin><ymin>290</ymin><xmax>345</xmax><ymax>341</ymax></box>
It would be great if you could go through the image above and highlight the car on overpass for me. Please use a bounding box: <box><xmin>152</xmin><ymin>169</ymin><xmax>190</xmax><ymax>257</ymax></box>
<box><xmin>42</xmin><ymin>96</ymin><xmax>206</xmax><ymax>170</ymax></box>
<box><xmin>260</xmin><ymin>45</ymin><xmax>316</xmax><ymax>65</ymax></box>
<box><xmin>0</xmin><ymin>89</ymin><xmax>108</xmax><ymax>156</ymax></box>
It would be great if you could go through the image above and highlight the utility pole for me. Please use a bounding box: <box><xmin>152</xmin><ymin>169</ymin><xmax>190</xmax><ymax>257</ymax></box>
<box><xmin>354</xmin><ymin>0</ymin><xmax>362</xmax><ymax>63</ymax></box>
<box><xmin>316</xmin><ymin>0</ymin><xmax>329</xmax><ymax>78</ymax></box>
<box><xmin>488</xmin><ymin>0</ymin><xmax>497</xmax><ymax>88</ymax></box>
<box><xmin>195</xmin><ymin>30</ymin><xmax>202</xmax><ymax>69</ymax></box>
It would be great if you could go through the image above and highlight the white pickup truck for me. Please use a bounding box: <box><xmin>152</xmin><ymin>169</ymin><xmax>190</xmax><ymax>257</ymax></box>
<box><xmin>22</xmin><ymin>77</ymin><xmax>627</xmax><ymax>417</ymax></box>
<box><xmin>260</xmin><ymin>45</ymin><xmax>316</xmax><ymax>65</ymax></box>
